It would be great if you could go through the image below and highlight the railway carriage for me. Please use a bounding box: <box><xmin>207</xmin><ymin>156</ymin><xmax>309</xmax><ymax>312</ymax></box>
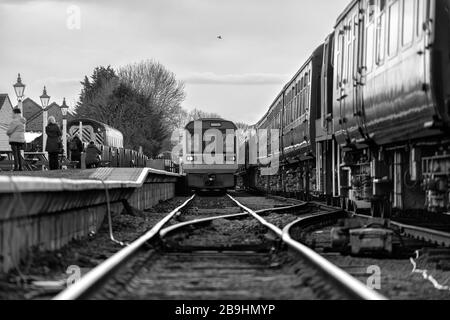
<box><xmin>67</xmin><ymin>118</ymin><xmax>147</xmax><ymax>168</ymax></box>
<box><xmin>332</xmin><ymin>0</ymin><xmax>450</xmax><ymax>216</ymax></box>
<box><xmin>183</xmin><ymin>119</ymin><xmax>238</xmax><ymax>191</ymax></box>
<box><xmin>251</xmin><ymin>45</ymin><xmax>324</xmax><ymax>197</ymax></box>
<box><xmin>246</xmin><ymin>0</ymin><xmax>450</xmax><ymax>217</ymax></box>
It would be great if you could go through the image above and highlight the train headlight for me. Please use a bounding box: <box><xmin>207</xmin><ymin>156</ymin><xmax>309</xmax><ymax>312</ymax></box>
<box><xmin>186</xmin><ymin>156</ymin><xmax>194</xmax><ymax>162</ymax></box>
<box><xmin>229</xmin><ymin>156</ymin><xmax>236</xmax><ymax>162</ymax></box>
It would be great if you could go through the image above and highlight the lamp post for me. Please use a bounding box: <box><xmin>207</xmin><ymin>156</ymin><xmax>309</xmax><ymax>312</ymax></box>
<box><xmin>40</xmin><ymin>87</ymin><xmax>50</xmax><ymax>153</ymax></box>
<box><xmin>13</xmin><ymin>74</ymin><xmax>26</xmax><ymax>113</ymax></box>
<box><xmin>61</xmin><ymin>98</ymin><xmax>69</xmax><ymax>159</ymax></box>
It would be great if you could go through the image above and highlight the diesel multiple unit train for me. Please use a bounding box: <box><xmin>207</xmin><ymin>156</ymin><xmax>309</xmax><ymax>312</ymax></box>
<box><xmin>183</xmin><ymin>119</ymin><xmax>238</xmax><ymax>191</ymax></box>
<box><xmin>243</xmin><ymin>0</ymin><xmax>450</xmax><ymax>217</ymax></box>
<box><xmin>68</xmin><ymin>118</ymin><xmax>148</xmax><ymax>168</ymax></box>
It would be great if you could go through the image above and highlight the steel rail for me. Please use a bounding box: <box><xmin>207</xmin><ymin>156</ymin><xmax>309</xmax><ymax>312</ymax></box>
<box><xmin>53</xmin><ymin>194</ymin><xmax>196</xmax><ymax>300</ymax></box>
<box><xmin>160</xmin><ymin>212</ymin><xmax>249</xmax><ymax>238</ymax></box>
<box><xmin>254</xmin><ymin>202</ymin><xmax>309</xmax><ymax>215</ymax></box>
<box><xmin>261</xmin><ymin>194</ymin><xmax>450</xmax><ymax>248</ymax></box>
<box><xmin>160</xmin><ymin>202</ymin><xmax>322</xmax><ymax>241</ymax></box>
<box><xmin>227</xmin><ymin>194</ymin><xmax>283</xmax><ymax>237</ymax></box>
<box><xmin>227</xmin><ymin>194</ymin><xmax>387</xmax><ymax>300</ymax></box>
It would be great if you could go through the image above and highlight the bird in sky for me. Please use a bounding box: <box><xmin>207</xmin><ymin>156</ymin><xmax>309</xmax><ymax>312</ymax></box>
<box><xmin>217</xmin><ymin>35</ymin><xmax>223</xmax><ymax>40</ymax></box>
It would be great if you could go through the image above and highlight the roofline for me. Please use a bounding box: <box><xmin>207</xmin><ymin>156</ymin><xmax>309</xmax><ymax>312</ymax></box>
<box><xmin>185</xmin><ymin>118</ymin><xmax>237</xmax><ymax>129</ymax></box>
<box><xmin>254</xmin><ymin>42</ymin><xmax>324</xmax><ymax>128</ymax></box>
<box><xmin>254</xmin><ymin>91</ymin><xmax>283</xmax><ymax>128</ymax></box>
<box><xmin>335</xmin><ymin>0</ymin><xmax>359</xmax><ymax>27</ymax></box>
<box><xmin>21</xmin><ymin>97</ymin><xmax>42</xmax><ymax>107</ymax></box>
<box><xmin>0</xmin><ymin>94</ymin><xmax>13</xmax><ymax>110</ymax></box>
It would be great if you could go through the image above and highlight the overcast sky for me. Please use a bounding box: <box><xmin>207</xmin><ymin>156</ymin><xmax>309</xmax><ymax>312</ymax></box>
<box><xmin>0</xmin><ymin>0</ymin><xmax>349</xmax><ymax>125</ymax></box>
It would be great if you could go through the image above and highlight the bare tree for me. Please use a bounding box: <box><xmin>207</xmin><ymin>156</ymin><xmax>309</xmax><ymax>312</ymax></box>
<box><xmin>183</xmin><ymin>108</ymin><xmax>223</xmax><ymax>125</ymax></box>
<box><xmin>118</xmin><ymin>60</ymin><xmax>186</xmax><ymax>130</ymax></box>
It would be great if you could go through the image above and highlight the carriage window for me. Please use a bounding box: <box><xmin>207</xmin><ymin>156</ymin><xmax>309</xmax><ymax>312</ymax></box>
<box><xmin>376</xmin><ymin>9</ymin><xmax>386</xmax><ymax>64</ymax></box>
<box><xmin>292</xmin><ymin>99</ymin><xmax>295</xmax><ymax>120</ymax></box>
<box><xmin>416</xmin><ymin>0</ymin><xmax>424</xmax><ymax>37</ymax></box>
<box><xmin>336</xmin><ymin>33</ymin><xmax>342</xmax><ymax>89</ymax></box>
<box><xmin>305</xmin><ymin>86</ymin><xmax>309</xmax><ymax>111</ymax></box>
<box><xmin>347</xmin><ymin>19</ymin><xmax>353</xmax><ymax>80</ymax></box>
<box><xmin>402</xmin><ymin>0</ymin><xmax>414</xmax><ymax>46</ymax></box>
<box><xmin>292</xmin><ymin>101</ymin><xmax>295</xmax><ymax>121</ymax></box>
<box><xmin>366</xmin><ymin>22</ymin><xmax>375</xmax><ymax>72</ymax></box>
<box><xmin>388</xmin><ymin>0</ymin><xmax>399</xmax><ymax>56</ymax></box>
<box><xmin>368</xmin><ymin>0</ymin><xmax>376</xmax><ymax>22</ymax></box>
<box><xmin>340</xmin><ymin>32</ymin><xmax>345</xmax><ymax>86</ymax></box>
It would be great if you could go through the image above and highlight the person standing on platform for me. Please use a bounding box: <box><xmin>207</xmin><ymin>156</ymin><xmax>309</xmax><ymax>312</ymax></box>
<box><xmin>85</xmin><ymin>141</ymin><xmax>102</xmax><ymax>169</ymax></box>
<box><xmin>6</xmin><ymin>108</ymin><xmax>26</xmax><ymax>171</ymax></box>
<box><xmin>69</xmin><ymin>135</ymin><xmax>84</xmax><ymax>168</ymax></box>
<box><xmin>46</xmin><ymin>116</ymin><xmax>62</xmax><ymax>170</ymax></box>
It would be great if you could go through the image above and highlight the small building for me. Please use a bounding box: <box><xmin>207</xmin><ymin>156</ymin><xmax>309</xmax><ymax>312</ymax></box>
<box><xmin>21</xmin><ymin>98</ymin><xmax>63</xmax><ymax>132</ymax></box>
<box><xmin>0</xmin><ymin>94</ymin><xmax>14</xmax><ymax>151</ymax></box>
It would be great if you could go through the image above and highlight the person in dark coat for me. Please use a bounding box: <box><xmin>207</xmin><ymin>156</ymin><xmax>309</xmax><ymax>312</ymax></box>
<box><xmin>45</xmin><ymin>116</ymin><xmax>62</xmax><ymax>170</ymax></box>
<box><xmin>85</xmin><ymin>141</ymin><xmax>102</xmax><ymax>169</ymax></box>
<box><xmin>6</xmin><ymin>108</ymin><xmax>26</xmax><ymax>171</ymax></box>
<box><xmin>69</xmin><ymin>135</ymin><xmax>84</xmax><ymax>168</ymax></box>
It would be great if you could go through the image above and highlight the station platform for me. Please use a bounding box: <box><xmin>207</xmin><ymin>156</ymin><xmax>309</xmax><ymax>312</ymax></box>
<box><xmin>0</xmin><ymin>168</ymin><xmax>180</xmax><ymax>273</ymax></box>
<box><xmin>0</xmin><ymin>167</ymin><xmax>178</xmax><ymax>191</ymax></box>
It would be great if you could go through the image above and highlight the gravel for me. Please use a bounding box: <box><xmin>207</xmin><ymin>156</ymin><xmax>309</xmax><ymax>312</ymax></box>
<box><xmin>300</xmin><ymin>225</ymin><xmax>450</xmax><ymax>300</ymax></box>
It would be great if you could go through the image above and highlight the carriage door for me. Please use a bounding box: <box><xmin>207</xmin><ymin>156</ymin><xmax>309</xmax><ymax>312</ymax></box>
<box><xmin>354</xmin><ymin>0</ymin><xmax>367</xmax><ymax>138</ymax></box>
<box><xmin>336</xmin><ymin>2</ymin><xmax>361</xmax><ymax>143</ymax></box>
<box><xmin>422</xmin><ymin>0</ymin><xmax>433</xmax><ymax>106</ymax></box>
<box><xmin>352</xmin><ymin>0</ymin><xmax>374</xmax><ymax>142</ymax></box>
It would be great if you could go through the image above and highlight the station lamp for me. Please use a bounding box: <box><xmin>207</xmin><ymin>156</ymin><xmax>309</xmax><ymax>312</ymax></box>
<box><xmin>40</xmin><ymin>86</ymin><xmax>50</xmax><ymax>109</ymax></box>
<box><xmin>61</xmin><ymin>98</ymin><xmax>69</xmax><ymax>117</ymax></box>
<box><xmin>61</xmin><ymin>98</ymin><xmax>69</xmax><ymax>158</ymax></box>
<box><xmin>13</xmin><ymin>74</ymin><xmax>26</xmax><ymax>112</ymax></box>
<box><xmin>40</xmin><ymin>86</ymin><xmax>51</xmax><ymax>153</ymax></box>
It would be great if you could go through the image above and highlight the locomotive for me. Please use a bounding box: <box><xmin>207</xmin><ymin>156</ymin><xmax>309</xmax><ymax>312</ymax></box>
<box><xmin>246</xmin><ymin>0</ymin><xmax>450</xmax><ymax>217</ymax></box>
<box><xmin>183</xmin><ymin>119</ymin><xmax>238</xmax><ymax>191</ymax></box>
<box><xmin>67</xmin><ymin>118</ymin><xmax>148</xmax><ymax>168</ymax></box>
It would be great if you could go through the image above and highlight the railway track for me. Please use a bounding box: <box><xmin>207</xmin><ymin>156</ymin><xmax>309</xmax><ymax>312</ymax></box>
<box><xmin>267</xmin><ymin>194</ymin><xmax>450</xmax><ymax>249</ymax></box>
<box><xmin>268</xmin><ymin>196</ymin><xmax>450</xmax><ymax>300</ymax></box>
<box><xmin>54</xmin><ymin>194</ymin><xmax>385</xmax><ymax>300</ymax></box>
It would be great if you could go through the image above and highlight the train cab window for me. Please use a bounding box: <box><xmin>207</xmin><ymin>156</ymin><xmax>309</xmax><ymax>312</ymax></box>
<box><xmin>402</xmin><ymin>0</ymin><xmax>414</xmax><ymax>46</ymax></box>
<box><xmin>388</xmin><ymin>0</ymin><xmax>400</xmax><ymax>56</ymax></box>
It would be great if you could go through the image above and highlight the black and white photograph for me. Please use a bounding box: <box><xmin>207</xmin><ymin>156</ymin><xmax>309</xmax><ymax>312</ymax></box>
<box><xmin>0</xmin><ymin>0</ymin><xmax>450</xmax><ymax>309</ymax></box>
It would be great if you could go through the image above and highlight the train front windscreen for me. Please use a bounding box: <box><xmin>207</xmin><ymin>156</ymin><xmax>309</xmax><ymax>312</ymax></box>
<box><xmin>185</xmin><ymin>120</ymin><xmax>237</xmax><ymax>165</ymax></box>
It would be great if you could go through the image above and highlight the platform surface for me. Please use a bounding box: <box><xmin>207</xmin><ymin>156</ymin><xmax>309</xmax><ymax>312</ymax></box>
<box><xmin>0</xmin><ymin>168</ymin><xmax>179</xmax><ymax>193</ymax></box>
